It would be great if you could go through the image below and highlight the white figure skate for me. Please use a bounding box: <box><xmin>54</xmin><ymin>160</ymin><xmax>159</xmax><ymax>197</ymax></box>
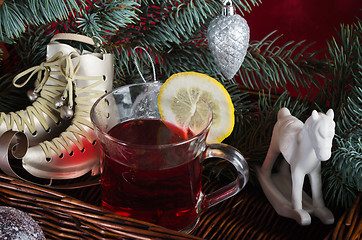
<box><xmin>0</xmin><ymin>33</ymin><xmax>114</xmax><ymax>185</ymax></box>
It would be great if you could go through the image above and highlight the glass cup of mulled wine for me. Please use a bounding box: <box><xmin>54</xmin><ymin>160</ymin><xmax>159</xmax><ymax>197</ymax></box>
<box><xmin>90</xmin><ymin>82</ymin><xmax>249</xmax><ymax>232</ymax></box>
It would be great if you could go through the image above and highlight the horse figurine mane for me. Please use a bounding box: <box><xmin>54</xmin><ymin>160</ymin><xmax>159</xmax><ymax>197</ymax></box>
<box><xmin>257</xmin><ymin>107</ymin><xmax>335</xmax><ymax>225</ymax></box>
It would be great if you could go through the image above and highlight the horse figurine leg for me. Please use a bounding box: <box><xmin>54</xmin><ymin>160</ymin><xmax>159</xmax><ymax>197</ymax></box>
<box><xmin>308</xmin><ymin>164</ymin><xmax>334</xmax><ymax>224</ymax></box>
<box><xmin>290</xmin><ymin>167</ymin><xmax>312</xmax><ymax>225</ymax></box>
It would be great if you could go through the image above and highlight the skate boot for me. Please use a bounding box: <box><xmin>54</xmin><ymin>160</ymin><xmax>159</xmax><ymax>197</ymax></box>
<box><xmin>0</xmin><ymin>33</ymin><xmax>114</xmax><ymax>184</ymax></box>
<box><xmin>0</xmin><ymin>33</ymin><xmax>101</xmax><ymax>146</ymax></box>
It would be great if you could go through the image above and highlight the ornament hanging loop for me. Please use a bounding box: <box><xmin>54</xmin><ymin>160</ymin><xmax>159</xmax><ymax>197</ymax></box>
<box><xmin>133</xmin><ymin>46</ymin><xmax>157</xmax><ymax>83</ymax></box>
<box><xmin>92</xmin><ymin>36</ymin><xmax>106</xmax><ymax>53</ymax></box>
<box><xmin>222</xmin><ymin>0</ymin><xmax>235</xmax><ymax>16</ymax></box>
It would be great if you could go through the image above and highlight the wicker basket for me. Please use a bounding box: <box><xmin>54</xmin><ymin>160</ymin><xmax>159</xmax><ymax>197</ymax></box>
<box><xmin>0</xmin><ymin>172</ymin><xmax>360</xmax><ymax>239</ymax></box>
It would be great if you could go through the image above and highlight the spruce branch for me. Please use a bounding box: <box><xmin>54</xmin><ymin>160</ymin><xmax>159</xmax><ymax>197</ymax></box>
<box><xmin>0</xmin><ymin>25</ymin><xmax>55</xmax><ymax>112</ymax></box>
<box><xmin>322</xmin><ymin>135</ymin><xmax>361</xmax><ymax>209</ymax></box>
<box><xmin>76</xmin><ymin>0</ymin><xmax>139</xmax><ymax>40</ymax></box>
<box><xmin>104</xmin><ymin>1</ymin><xmax>220</xmax><ymax>51</ymax></box>
<box><xmin>0</xmin><ymin>0</ymin><xmax>84</xmax><ymax>42</ymax></box>
<box><xmin>103</xmin><ymin>0</ymin><xmax>261</xmax><ymax>51</ymax></box>
<box><xmin>320</xmin><ymin>22</ymin><xmax>362</xmax><ymax>208</ymax></box>
<box><xmin>13</xmin><ymin>25</ymin><xmax>55</xmax><ymax>68</ymax></box>
<box><xmin>316</xmin><ymin>21</ymin><xmax>361</xmax><ymax>111</ymax></box>
<box><xmin>239</xmin><ymin>32</ymin><xmax>327</xmax><ymax>92</ymax></box>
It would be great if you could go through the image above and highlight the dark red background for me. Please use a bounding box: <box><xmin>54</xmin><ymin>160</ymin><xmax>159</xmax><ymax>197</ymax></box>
<box><xmin>239</xmin><ymin>0</ymin><xmax>361</xmax><ymax>96</ymax></box>
<box><xmin>246</xmin><ymin>0</ymin><xmax>361</xmax><ymax>53</ymax></box>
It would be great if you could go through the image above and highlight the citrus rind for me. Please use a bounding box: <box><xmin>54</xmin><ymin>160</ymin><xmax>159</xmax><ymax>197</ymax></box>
<box><xmin>158</xmin><ymin>72</ymin><xmax>234</xmax><ymax>143</ymax></box>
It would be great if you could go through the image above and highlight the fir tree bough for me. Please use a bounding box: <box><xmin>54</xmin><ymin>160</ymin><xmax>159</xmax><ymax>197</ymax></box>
<box><xmin>0</xmin><ymin>0</ymin><xmax>360</xmax><ymax>209</ymax></box>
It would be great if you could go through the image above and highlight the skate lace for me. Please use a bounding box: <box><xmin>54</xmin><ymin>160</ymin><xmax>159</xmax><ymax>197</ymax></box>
<box><xmin>0</xmin><ymin>52</ymin><xmax>68</xmax><ymax>134</ymax></box>
<box><xmin>38</xmin><ymin>52</ymin><xmax>107</xmax><ymax>158</ymax></box>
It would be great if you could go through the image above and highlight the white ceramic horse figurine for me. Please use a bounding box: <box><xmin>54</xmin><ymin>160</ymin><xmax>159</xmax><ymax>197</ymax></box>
<box><xmin>259</xmin><ymin>107</ymin><xmax>335</xmax><ymax>225</ymax></box>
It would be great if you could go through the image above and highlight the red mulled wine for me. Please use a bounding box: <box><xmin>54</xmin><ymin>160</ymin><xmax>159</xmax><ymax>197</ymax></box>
<box><xmin>101</xmin><ymin>119</ymin><xmax>202</xmax><ymax>231</ymax></box>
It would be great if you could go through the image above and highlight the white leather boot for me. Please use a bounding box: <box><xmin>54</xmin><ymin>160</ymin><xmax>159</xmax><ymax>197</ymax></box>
<box><xmin>0</xmin><ymin>34</ymin><xmax>114</xmax><ymax>182</ymax></box>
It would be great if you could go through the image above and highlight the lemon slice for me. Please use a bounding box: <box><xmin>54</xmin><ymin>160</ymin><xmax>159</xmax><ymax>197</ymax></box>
<box><xmin>158</xmin><ymin>71</ymin><xmax>234</xmax><ymax>143</ymax></box>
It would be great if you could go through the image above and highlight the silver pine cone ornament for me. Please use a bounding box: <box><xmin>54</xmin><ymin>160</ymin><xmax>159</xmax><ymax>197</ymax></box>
<box><xmin>207</xmin><ymin>0</ymin><xmax>250</xmax><ymax>79</ymax></box>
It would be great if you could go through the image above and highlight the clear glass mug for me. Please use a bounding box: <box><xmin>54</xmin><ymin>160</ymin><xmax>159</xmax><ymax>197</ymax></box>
<box><xmin>90</xmin><ymin>82</ymin><xmax>249</xmax><ymax>232</ymax></box>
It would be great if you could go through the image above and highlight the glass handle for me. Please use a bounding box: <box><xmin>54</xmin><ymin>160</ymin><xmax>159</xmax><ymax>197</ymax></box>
<box><xmin>200</xmin><ymin>143</ymin><xmax>249</xmax><ymax>211</ymax></box>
